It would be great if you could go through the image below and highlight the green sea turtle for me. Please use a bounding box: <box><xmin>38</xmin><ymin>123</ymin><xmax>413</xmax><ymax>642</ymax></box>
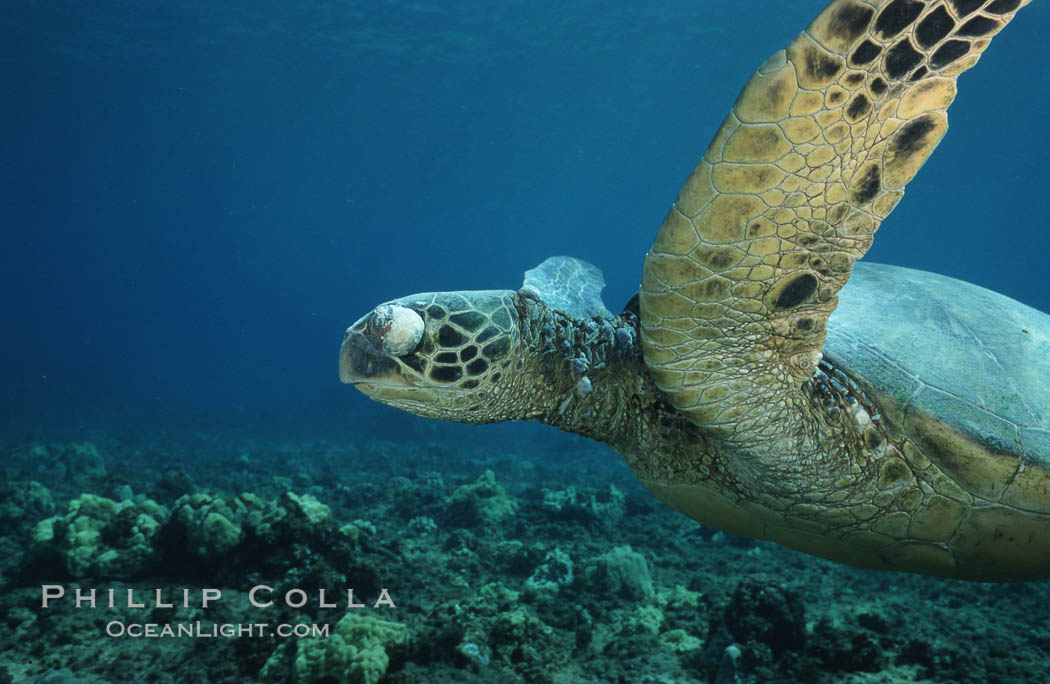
<box><xmin>341</xmin><ymin>0</ymin><xmax>1048</xmax><ymax>581</ymax></box>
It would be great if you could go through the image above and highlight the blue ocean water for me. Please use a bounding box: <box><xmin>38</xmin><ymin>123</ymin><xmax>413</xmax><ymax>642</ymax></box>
<box><xmin>2</xmin><ymin>0</ymin><xmax>1047</xmax><ymax>438</ymax></box>
<box><xmin>4</xmin><ymin>4</ymin><xmax>1050</xmax><ymax>682</ymax></box>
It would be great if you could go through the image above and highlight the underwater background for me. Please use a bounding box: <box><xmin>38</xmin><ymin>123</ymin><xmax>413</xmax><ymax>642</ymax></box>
<box><xmin>2</xmin><ymin>1</ymin><xmax>1049</xmax><ymax>682</ymax></box>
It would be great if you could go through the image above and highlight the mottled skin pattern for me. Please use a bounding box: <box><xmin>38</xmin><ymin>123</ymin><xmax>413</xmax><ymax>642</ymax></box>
<box><xmin>342</xmin><ymin>0</ymin><xmax>1049</xmax><ymax>581</ymax></box>
<box><xmin>642</xmin><ymin>0</ymin><xmax>1031</xmax><ymax>440</ymax></box>
<box><xmin>636</xmin><ymin>0</ymin><xmax>1041</xmax><ymax>580</ymax></box>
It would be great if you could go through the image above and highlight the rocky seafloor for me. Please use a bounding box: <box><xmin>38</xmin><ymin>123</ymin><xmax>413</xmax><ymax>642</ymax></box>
<box><xmin>1</xmin><ymin>422</ymin><xmax>1049</xmax><ymax>684</ymax></box>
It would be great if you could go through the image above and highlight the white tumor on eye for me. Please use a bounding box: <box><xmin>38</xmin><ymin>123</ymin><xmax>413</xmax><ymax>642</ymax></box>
<box><xmin>370</xmin><ymin>304</ymin><xmax>425</xmax><ymax>356</ymax></box>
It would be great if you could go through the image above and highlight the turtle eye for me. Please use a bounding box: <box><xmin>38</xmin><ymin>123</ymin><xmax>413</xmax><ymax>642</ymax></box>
<box><xmin>368</xmin><ymin>304</ymin><xmax>425</xmax><ymax>356</ymax></box>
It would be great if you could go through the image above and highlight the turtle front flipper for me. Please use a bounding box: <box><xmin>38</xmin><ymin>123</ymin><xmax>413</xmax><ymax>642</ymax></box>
<box><xmin>641</xmin><ymin>0</ymin><xmax>1030</xmax><ymax>442</ymax></box>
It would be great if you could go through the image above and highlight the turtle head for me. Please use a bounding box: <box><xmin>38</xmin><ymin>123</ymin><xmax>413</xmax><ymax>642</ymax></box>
<box><xmin>342</xmin><ymin>257</ymin><xmax>623</xmax><ymax>427</ymax></box>
<box><xmin>340</xmin><ymin>290</ymin><xmax>525</xmax><ymax>423</ymax></box>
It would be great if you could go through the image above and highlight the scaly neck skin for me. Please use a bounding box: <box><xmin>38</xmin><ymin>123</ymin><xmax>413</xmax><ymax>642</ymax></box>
<box><xmin>513</xmin><ymin>295</ymin><xmax>642</xmax><ymax>440</ymax></box>
<box><xmin>512</xmin><ymin>294</ymin><xmax>877</xmax><ymax>508</ymax></box>
<box><xmin>513</xmin><ymin>295</ymin><xmax>717</xmax><ymax>479</ymax></box>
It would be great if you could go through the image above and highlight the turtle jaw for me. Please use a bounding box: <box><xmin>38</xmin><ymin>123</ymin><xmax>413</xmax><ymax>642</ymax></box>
<box><xmin>339</xmin><ymin>319</ymin><xmax>405</xmax><ymax>388</ymax></box>
<box><xmin>339</xmin><ymin>316</ymin><xmax>449</xmax><ymax>410</ymax></box>
<box><xmin>340</xmin><ymin>321</ymin><xmax>496</xmax><ymax>423</ymax></box>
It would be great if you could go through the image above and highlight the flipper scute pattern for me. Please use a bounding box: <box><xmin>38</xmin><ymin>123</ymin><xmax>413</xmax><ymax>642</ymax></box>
<box><xmin>640</xmin><ymin>0</ymin><xmax>1030</xmax><ymax>442</ymax></box>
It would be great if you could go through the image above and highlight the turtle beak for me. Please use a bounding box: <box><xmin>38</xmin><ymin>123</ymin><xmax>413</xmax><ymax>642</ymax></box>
<box><xmin>339</xmin><ymin>315</ymin><xmax>400</xmax><ymax>387</ymax></box>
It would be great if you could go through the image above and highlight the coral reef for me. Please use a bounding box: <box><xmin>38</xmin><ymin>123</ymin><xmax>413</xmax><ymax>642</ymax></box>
<box><xmin>174</xmin><ymin>492</ymin><xmax>252</xmax><ymax>558</ymax></box>
<box><xmin>445</xmin><ymin>470</ymin><xmax>517</xmax><ymax>526</ymax></box>
<box><xmin>1</xmin><ymin>435</ymin><xmax>1049</xmax><ymax>683</ymax></box>
<box><xmin>29</xmin><ymin>493</ymin><xmax>167</xmax><ymax>578</ymax></box>
<box><xmin>587</xmin><ymin>544</ymin><xmax>654</xmax><ymax>600</ymax></box>
<box><xmin>294</xmin><ymin>614</ymin><xmax>408</xmax><ymax>684</ymax></box>
<box><xmin>0</xmin><ymin>480</ymin><xmax>54</xmax><ymax>535</ymax></box>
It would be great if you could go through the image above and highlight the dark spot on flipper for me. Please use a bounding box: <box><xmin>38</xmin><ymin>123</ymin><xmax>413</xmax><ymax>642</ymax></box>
<box><xmin>891</xmin><ymin>115</ymin><xmax>937</xmax><ymax>156</ymax></box>
<box><xmin>431</xmin><ymin>366</ymin><xmax>462</xmax><ymax>383</ymax></box>
<box><xmin>438</xmin><ymin>325</ymin><xmax>466</xmax><ymax>347</ymax></box>
<box><xmin>460</xmin><ymin>345</ymin><xmax>478</xmax><ymax>362</ymax></box>
<box><xmin>956</xmin><ymin>16</ymin><xmax>998</xmax><ymax>36</ymax></box>
<box><xmin>705</xmin><ymin>249</ymin><xmax>737</xmax><ymax>270</ymax></box>
<box><xmin>916</xmin><ymin>6</ymin><xmax>955</xmax><ymax>48</ymax></box>
<box><xmin>748</xmin><ymin>217</ymin><xmax>777</xmax><ymax>238</ymax></box>
<box><xmin>879</xmin><ymin>458</ymin><xmax>911</xmax><ymax>490</ymax></box>
<box><xmin>850</xmin><ymin>40</ymin><xmax>883</xmax><ymax>66</ymax></box>
<box><xmin>435</xmin><ymin>352</ymin><xmax>458</xmax><ymax>364</ymax></box>
<box><xmin>796</xmin><ymin>318</ymin><xmax>815</xmax><ymax>332</ymax></box>
<box><xmin>846</xmin><ymin>94</ymin><xmax>871</xmax><ymax>121</ymax></box>
<box><xmin>705</xmin><ymin>279</ymin><xmax>729</xmax><ymax>298</ymax></box>
<box><xmin>829</xmin><ymin>90</ymin><xmax>846</xmax><ymax>104</ymax></box>
<box><xmin>804</xmin><ymin>46</ymin><xmax>844</xmax><ymax>83</ymax></box>
<box><xmin>466</xmin><ymin>358</ymin><xmax>488</xmax><ymax>376</ymax></box>
<box><xmin>948</xmin><ymin>0</ymin><xmax>986</xmax><ymax>17</ymax></box>
<box><xmin>866</xmin><ymin>430</ymin><xmax>885</xmax><ymax>451</ymax></box>
<box><xmin>782</xmin><ymin>251</ymin><xmax>809</xmax><ymax>269</ymax></box>
<box><xmin>885</xmin><ymin>39</ymin><xmax>924</xmax><ymax>80</ymax></box>
<box><xmin>461</xmin><ymin>379</ymin><xmax>479</xmax><ymax>389</ymax></box>
<box><xmin>986</xmin><ymin>0</ymin><xmax>1022</xmax><ymax>13</ymax></box>
<box><xmin>763</xmin><ymin>78</ymin><xmax>788</xmax><ymax>110</ymax></box>
<box><xmin>844</xmin><ymin>72</ymin><xmax>865</xmax><ymax>88</ymax></box>
<box><xmin>909</xmin><ymin>66</ymin><xmax>928</xmax><ymax>82</ymax></box>
<box><xmin>930</xmin><ymin>40</ymin><xmax>971</xmax><ymax>70</ymax></box>
<box><xmin>774</xmin><ymin>274</ymin><xmax>818</xmax><ymax>310</ymax></box>
<box><xmin>850</xmin><ymin>164</ymin><xmax>881</xmax><ymax>205</ymax></box>
<box><xmin>829</xmin><ymin>4</ymin><xmax>875</xmax><ymax>43</ymax></box>
<box><xmin>799</xmin><ymin>234</ymin><xmax>820</xmax><ymax>247</ymax></box>
<box><xmin>426</xmin><ymin>305</ymin><xmax>446</xmax><ymax>319</ymax></box>
<box><xmin>450</xmin><ymin>311</ymin><xmax>486</xmax><ymax>332</ymax></box>
<box><xmin>870</xmin><ymin>77</ymin><xmax>888</xmax><ymax>96</ymax></box>
<box><xmin>828</xmin><ymin>204</ymin><xmax>850</xmax><ymax>224</ymax></box>
<box><xmin>875</xmin><ymin>0</ymin><xmax>924</xmax><ymax>39</ymax></box>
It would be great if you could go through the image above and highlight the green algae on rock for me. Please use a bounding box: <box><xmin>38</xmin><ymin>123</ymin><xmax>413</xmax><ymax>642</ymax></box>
<box><xmin>279</xmin><ymin>492</ymin><xmax>332</xmax><ymax>526</ymax></box>
<box><xmin>0</xmin><ymin>480</ymin><xmax>55</xmax><ymax>534</ymax></box>
<box><xmin>284</xmin><ymin>614</ymin><xmax>408</xmax><ymax>684</ymax></box>
<box><xmin>30</xmin><ymin>493</ymin><xmax>167</xmax><ymax>579</ymax></box>
<box><xmin>172</xmin><ymin>490</ymin><xmax>337</xmax><ymax>560</ymax></box>
<box><xmin>587</xmin><ymin>544</ymin><xmax>655</xmax><ymax>601</ymax></box>
<box><xmin>445</xmin><ymin>470</ymin><xmax>518</xmax><ymax>526</ymax></box>
<box><xmin>173</xmin><ymin>492</ymin><xmax>255</xmax><ymax>558</ymax></box>
<box><xmin>539</xmin><ymin>484</ymin><xmax>626</xmax><ymax>524</ymax></box>
<box><xmin>524</xmin><ymin>547</ymin><xmax>574</xmax><ymax>596</ymax></box>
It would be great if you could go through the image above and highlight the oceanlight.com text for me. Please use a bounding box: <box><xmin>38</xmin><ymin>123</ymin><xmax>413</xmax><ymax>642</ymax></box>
<box><xmin>105</xmin><ymin>621</ymin><xmax>330</xmax><ymax>639</ymax></box>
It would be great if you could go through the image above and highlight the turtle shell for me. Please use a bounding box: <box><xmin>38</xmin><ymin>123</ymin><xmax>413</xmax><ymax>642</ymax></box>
<box><xmin>825</xmin><ymin>262</ymin><xmax>1050</xmax><ymax>509</ymax></box>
